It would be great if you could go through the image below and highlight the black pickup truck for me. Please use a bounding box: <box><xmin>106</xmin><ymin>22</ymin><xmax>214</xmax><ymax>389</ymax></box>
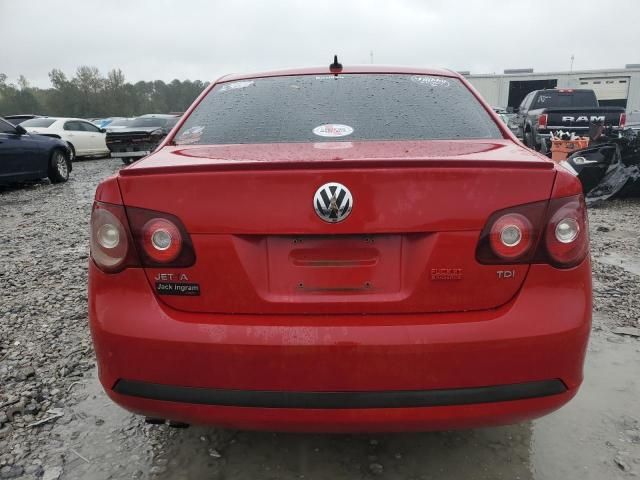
<box><xmin>514</xmin><ymin>89</ymin><xmax>626</xmax><ymax>150</ymax></box>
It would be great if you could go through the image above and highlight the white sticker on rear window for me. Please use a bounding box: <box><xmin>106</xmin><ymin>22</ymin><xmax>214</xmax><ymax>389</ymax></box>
<box><xmin>410</xmin><ymin>76</ymin><xmax>450</xmax><ymax>87</ymax></box>
<box><xmin>312</xmin><ymin>124</ymin><xmax>354</xmax><ymax>137</ymax></box>
<box><xmin>219</xmin><ymin>80</ymin><xmax>254</xmax><ymax>92</ymax></box>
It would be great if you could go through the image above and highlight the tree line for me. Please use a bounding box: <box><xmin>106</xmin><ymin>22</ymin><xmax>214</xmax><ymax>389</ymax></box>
<box><xmin>0</xmin><ymin>66</ymin><xmax>208</xmax><ymax>118</ymax></box>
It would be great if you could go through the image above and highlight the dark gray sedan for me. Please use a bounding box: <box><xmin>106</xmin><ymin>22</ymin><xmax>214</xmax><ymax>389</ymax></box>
<box><xmin>0</xmin><ymin>117</ymin><xmax>72</xmax><ymax>185</ymax></box>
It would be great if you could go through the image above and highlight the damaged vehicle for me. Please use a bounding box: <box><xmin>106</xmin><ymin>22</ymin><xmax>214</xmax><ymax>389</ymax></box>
<box><xmin>105</xmin><ymin>114</ymin><xmax>179</xmax><ymax>165</ymax></box>
<box><xmin>89</xmin><ymin>64</ymin><xmax>591</xmax><ymax>432</ymax></box>
<box><xmin>563</xmin><ymin>127</ymin><xmax>640</xmax><ymax>203</ymax></box>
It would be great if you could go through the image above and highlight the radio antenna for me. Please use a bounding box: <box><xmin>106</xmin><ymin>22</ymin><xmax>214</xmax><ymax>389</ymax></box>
<box><xmin>330</xmin><ymin>55</ymin><xmax>343</xmax><ymax>73</ymax></box>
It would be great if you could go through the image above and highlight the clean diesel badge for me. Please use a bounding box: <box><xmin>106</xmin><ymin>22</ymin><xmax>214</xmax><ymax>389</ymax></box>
<box><xmin>314</xmin><ymin>182</ymin><xmax>353</xmax><ymax>223</ymax></box>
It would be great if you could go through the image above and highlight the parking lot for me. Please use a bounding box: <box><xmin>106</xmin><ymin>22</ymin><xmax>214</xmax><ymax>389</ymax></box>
<box><xmin>0</xmin><ymin>158</ymin><xmax>638</xmax><ymax>479</ymax></box>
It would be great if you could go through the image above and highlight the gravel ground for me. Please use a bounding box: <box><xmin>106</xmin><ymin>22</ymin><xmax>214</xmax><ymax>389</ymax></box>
<box><xmin>588</xmin><ymin>200</ymin><xmax>640</xmax><ymax>330</ymax></box>
<box><xmin>1</xmin><ymin>158</ymin><xmax>639</xmax><ymax>480</ymax></box>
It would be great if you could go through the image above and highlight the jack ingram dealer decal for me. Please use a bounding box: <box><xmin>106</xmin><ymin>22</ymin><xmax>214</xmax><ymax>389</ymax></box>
<box><xmin>155</xmin><ymin>282</ymin><xmax>201</xmax><ymax>296</ymax></box>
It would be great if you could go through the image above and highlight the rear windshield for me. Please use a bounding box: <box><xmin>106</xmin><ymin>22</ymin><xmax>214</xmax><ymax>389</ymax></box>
<box><xmin>533</xmin><ymin>90</ymin><xmax>598</xmax><ymax>108</ymax></box>
<box><xmin>130</xmin><ymin>117</ymin><xmax>175</xmax><ymax>128</ymax></box>
<box><xmin>20</xmin><ymin>118</ymin><xmax>56</xmax><ymax>128</ymax></box>
<box><xmin>174</xmin><ymin>74</ymin><xmax>502</xmax><ymax>145</ymax></box>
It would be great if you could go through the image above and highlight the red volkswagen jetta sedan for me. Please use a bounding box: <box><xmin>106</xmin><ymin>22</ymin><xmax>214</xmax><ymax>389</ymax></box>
<box><xmin>89</xmin><ymin>64</ymin><xmax>591</xmax><ymax>432</ymax></box>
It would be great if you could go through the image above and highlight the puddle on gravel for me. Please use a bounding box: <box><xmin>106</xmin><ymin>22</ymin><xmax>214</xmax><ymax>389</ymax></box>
<box><xmin>52</xmin><ymin>332</ymin><xmax>639</xmax><ymax>480</ymax></box>
<box><xmin>49</xmin><ymin>375</ymin><xmax>153</xmax><ymax>480</ymax></box>
<box><xmin>530</xmin><ymin>333</ymin><xmax>640</xmax><ymax>479</ymax></box>
<box><xmin>597</xmin><ymin>251</ymin><xmax>640</xmax><ymax>276</ymax></box>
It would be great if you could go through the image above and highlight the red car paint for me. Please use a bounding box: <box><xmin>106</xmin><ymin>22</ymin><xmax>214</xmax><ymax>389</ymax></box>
<box><xmin>89</xmin><ymin>66</ymin><xmax>591</xmax><ymax>432</ymax></box>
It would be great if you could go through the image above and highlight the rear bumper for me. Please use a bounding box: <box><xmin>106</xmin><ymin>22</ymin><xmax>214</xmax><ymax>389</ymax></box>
<box><xmin>89</xmin><ymin>260</ymin><xmax>591</xmax><ymax>432</ymax></box>
<box><xmin>113</xmin><ymin>378</ymin><xmax>567</xmax><ymax>409</ymax></box>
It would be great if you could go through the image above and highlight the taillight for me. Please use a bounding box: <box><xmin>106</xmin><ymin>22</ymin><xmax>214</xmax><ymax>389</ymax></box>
<box><xmin>619</xmin><ymin>112</ymin><xmax>626</xmax><ymax>128</ymax></box>
<box><xmin>538</xmin><ymin>113</ymin><xmax>548</xmax><ymax>130</ymax></box>
<box><xmin>476</xmin><ymin>201</ymin><xmax>547</xmax><ymax>264</ymax></box>
<box><xmin>476</xmin><ymin>194</ymin><xmax>589</xmax><ymax>268</ymax></box>
<box><xmin>543</xmin><ymin>195</ymin><xmax>588</xmax><ymax>268</ymax></box>
<box><xmin>489</xmin><ymin>213</ymin><xmax>533</xmax><ymax>260</ymax></box>
<box><xmin>142</xmin><ymin>218</ymin><xmax>183</xmax><ymax>263</ymax></box>
<box><xmin>90</xmin><ymin>202</ymin><xmax>195</xmax><ymax>272</ymax></box>
<box><xmin>90</xmin><ymin>202</ymin><xmax>139</xmax><ymax>273</ymax></box>
<box><xmin>126</xmin><ymin>206</ymin><xmax>195</xmax><ymax>267</ymax></box>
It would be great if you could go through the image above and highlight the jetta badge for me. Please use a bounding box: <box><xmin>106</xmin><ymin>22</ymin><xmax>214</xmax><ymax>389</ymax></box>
<box><xmin>314</xmin><ymin>182</ymin><xmax>353</xmax><ymax>223</ymax></box>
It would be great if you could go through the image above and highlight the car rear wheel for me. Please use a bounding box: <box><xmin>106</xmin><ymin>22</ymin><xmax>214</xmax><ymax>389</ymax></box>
<box><xmin>122</xmin><ymin>157</ymin><xmax>133</xmax><ymax>165</ymax></box>
<box><xmin>48</xmin><ymin>149</ymin><xmax>70</xmax><ymax>183</ymax></box>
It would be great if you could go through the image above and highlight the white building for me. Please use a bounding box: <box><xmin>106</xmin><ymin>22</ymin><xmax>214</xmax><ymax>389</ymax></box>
<box><xmin>463</xmin><ymin>65</ymin><xmax>640</xmax><ymax>113</ymax></box>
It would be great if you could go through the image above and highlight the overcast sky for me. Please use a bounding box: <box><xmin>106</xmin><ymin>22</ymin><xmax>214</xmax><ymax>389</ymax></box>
<box><xmin>1</xmin><ymin>0</ymin><xmax>639</xmax><ymax>88</ymax></box>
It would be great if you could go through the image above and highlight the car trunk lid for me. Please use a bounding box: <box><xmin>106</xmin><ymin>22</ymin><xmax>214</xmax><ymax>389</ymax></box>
<box><xmin>118</xmin><ymin>140</ymin><xmax>555</xmax><ymax>314</ymax></box>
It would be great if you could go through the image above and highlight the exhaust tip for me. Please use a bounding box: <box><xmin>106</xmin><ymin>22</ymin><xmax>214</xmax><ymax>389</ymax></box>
<box><xmin>144</xmin><ymin>417</ymin><xmax>166</xmax><ymax>425</ymax></box>
<box><xmin>168</xmin><ymin>421</ymin><xmax>190</xmax><ymax>429</ymax></box>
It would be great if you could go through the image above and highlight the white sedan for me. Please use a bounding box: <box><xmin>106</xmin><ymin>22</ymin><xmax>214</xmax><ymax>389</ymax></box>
<box><xmin>20</xmin><ymin>117</ymin><xmax>110</xmax><ymax>160</ymax></box>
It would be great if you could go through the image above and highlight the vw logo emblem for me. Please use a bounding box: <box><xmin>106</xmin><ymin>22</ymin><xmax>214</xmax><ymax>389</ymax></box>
<box><xmin>313</xmin><ymin>182</ymin><xmax>353</xmax><ymax>223</ymax></box>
